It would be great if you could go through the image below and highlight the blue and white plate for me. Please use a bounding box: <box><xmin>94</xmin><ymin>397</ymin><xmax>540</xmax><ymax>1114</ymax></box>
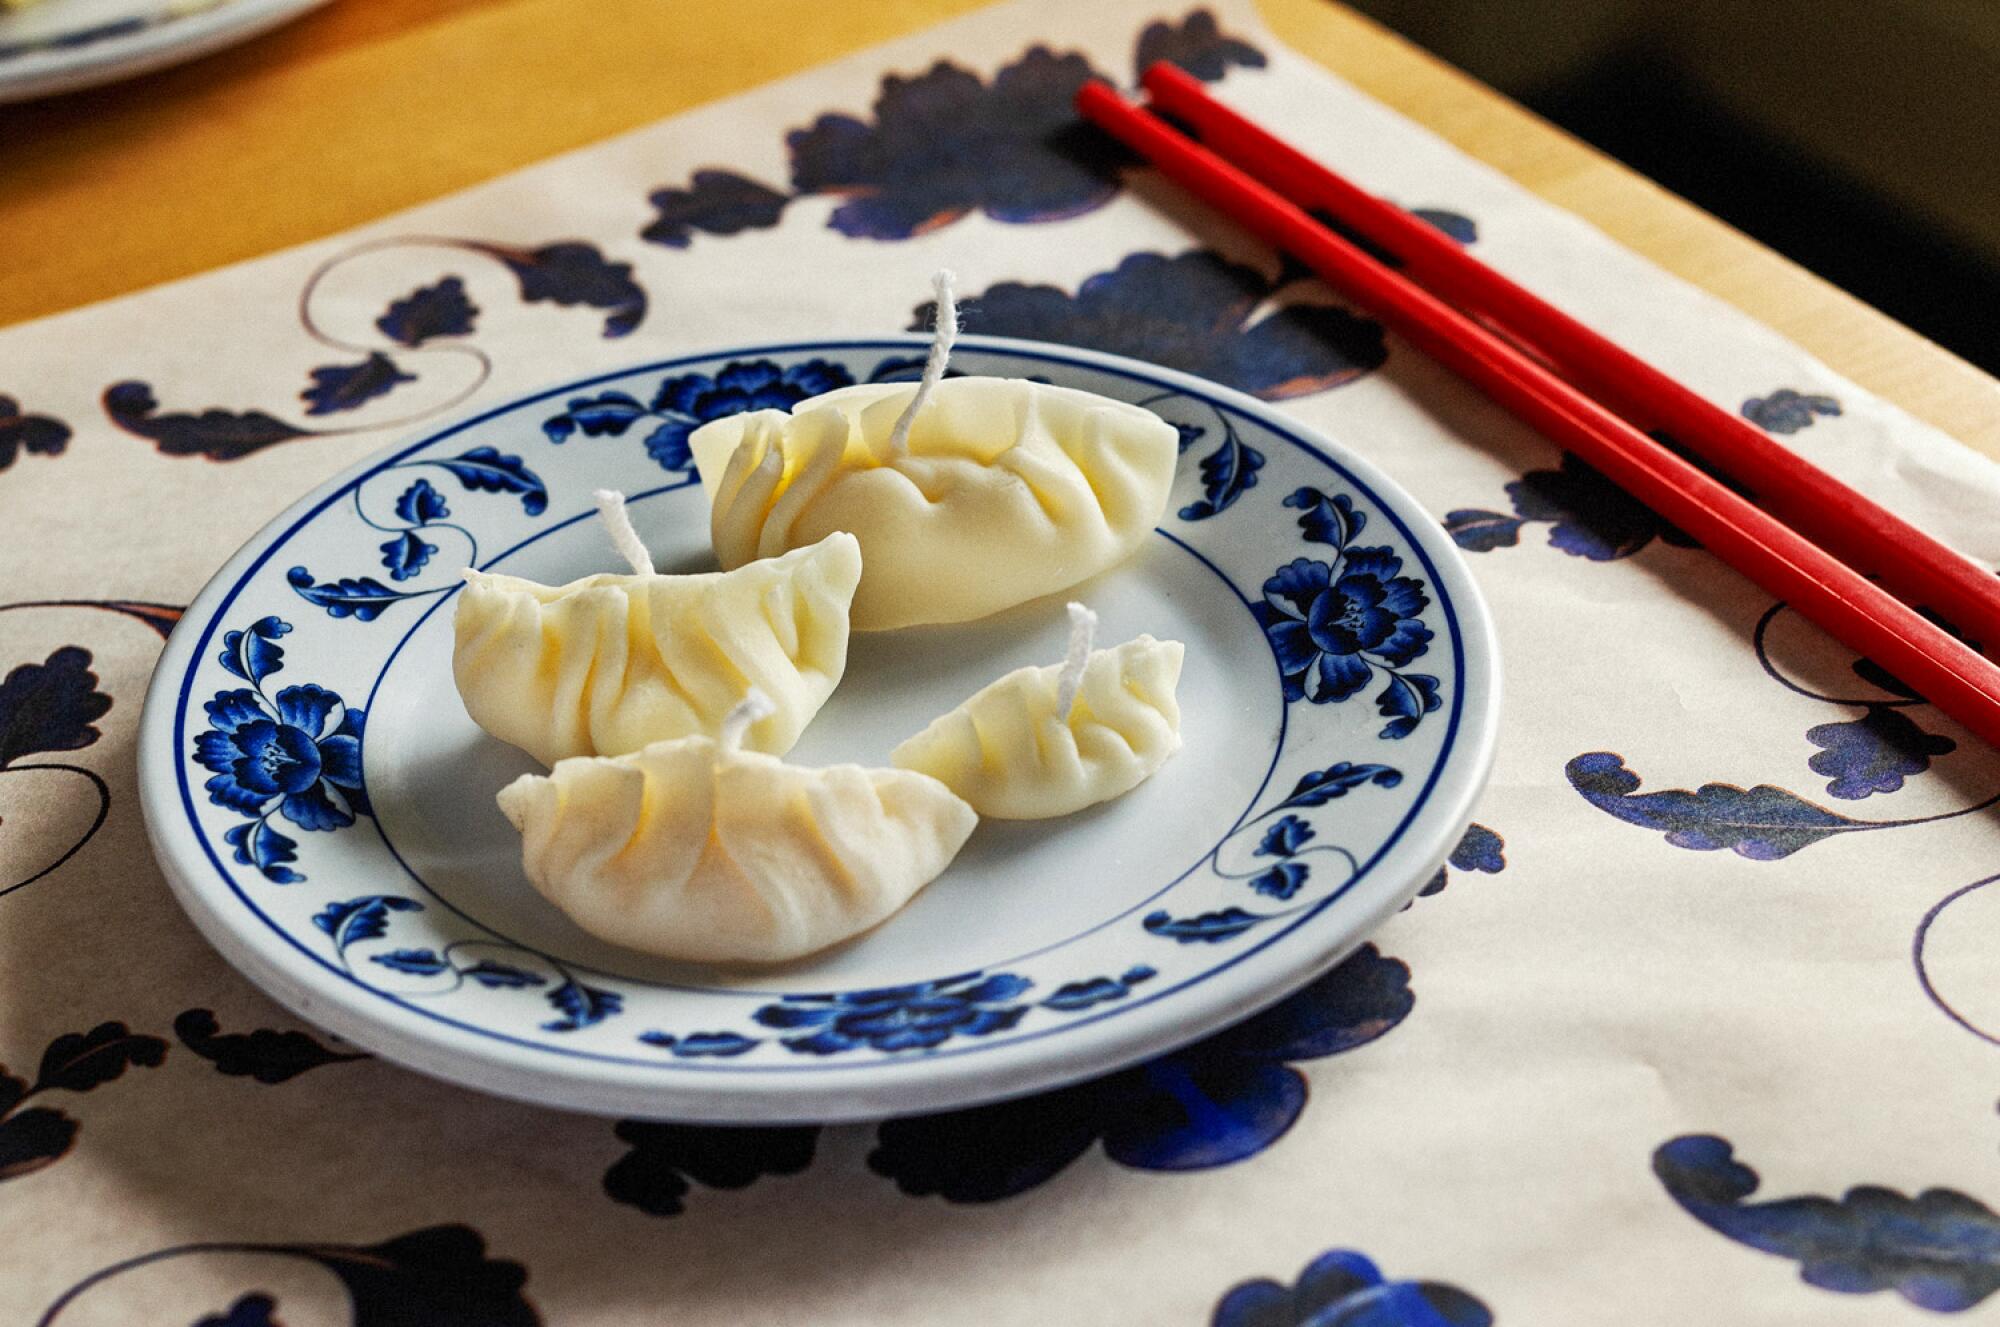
<box><xmin>138</xmin><ymin>336</ymin><xmax>1501</xmax><ymax>1122</ymax></box>
<box><xmin>0</xmin><ymin>0</ymin><xmax>326</xmax><ymax>105</ymax></box>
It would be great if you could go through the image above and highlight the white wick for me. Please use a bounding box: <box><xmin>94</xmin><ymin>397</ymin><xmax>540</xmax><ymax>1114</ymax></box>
<box><xmin>593</xmin><ymin>489</ymin><xmax>653</xmax><ymax>576</ymax></box>
<box><xmin>720</xmin><ymin>687</ymin><xmax>777</xmax><ymax>754</ymax></box>
<box><xmin>1053</xmin><ymin>601</ymin><xmax>1098</xmax><ymax>722</ymax></box>
<box><xmin>887</xmin><ymin>268</ymin><xmax>959</xmax><ymax>458</ymax></box>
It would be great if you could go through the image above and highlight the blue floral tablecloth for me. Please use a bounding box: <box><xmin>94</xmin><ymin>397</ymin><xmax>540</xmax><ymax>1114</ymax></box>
<box><xmin>4</xmin><ymin>2</ymin><xmax>1999</xmax><ymax>1321</ymax></box>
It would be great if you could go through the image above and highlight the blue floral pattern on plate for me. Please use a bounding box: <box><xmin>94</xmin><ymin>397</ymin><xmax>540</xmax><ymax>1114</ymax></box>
<box><xmin>145</xmin><ymin>336</ymin><xmax>1492</xmax><ymax>1121</ymax></box>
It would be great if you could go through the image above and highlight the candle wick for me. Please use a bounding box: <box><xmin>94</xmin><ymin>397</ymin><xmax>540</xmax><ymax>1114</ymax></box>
<box><xmin>886</xmin><ymin>268</ymin><xmax>959</xmax><ymax>458</ymax></box>
<box><xmin>593</xmin><ymin>488</ymin><xmax>654</xmax><ymax>576</ymax></box>
<box><xmin>720</xmin><ymin>687</ymin><xmax>777</xmax><ymax>754</ymax></box>
<box><xmin>1054</xmin><ymin>601</ymin><xmax>1098</xmax><ymax>722</ymax></box>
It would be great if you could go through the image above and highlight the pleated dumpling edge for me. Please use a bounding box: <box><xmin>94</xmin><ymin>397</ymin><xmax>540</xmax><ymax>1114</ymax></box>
<box><xmin>453</xmin><ymin>530</ymin><xmax>861</xmax><ymax>766</ymax></box>
<box><xmin>688</xmin><ymin>377</ymin><xmax>1179</xmax><ymax>630</ymax></box>
<box><xmin>495</xmin><ymin>734</ymin><xmax>978</xmax><ymax>965</ymax></box>
<box><xmin>891</xmin><ymin>632</ymin><xmax>1186</xmax><ymax>820</ymax></box>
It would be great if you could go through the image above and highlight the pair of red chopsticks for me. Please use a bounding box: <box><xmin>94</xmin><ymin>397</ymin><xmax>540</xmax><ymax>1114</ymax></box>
<box><xmin>1078</xmin><ymin>65</ymin><xmax>2000</xmax><ymax>750</ymax></box>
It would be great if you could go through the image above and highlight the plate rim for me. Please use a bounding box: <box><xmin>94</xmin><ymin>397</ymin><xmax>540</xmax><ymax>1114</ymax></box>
<box><xmin>0</xmin><ymin>0</ymin><xmax>328</xmax><ymax>104</ymax></box>
<box><xmin>138</xmin><ymin>333</ymin><xmax>1503</xmax><ymax>1122</ymax></box>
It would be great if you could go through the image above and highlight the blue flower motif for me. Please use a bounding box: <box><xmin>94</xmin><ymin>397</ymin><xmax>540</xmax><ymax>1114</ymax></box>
<box><xmin>788</xmin><ymin>48</ymin><xmax>1124</xmax><ymax>240</ymax></box>
<box><xmin>1655</xmin><ymin>1134</ymin><xmax>2000</xmax><ymax>1312</ymax></box>
<box><xmin>300</xmin><ymin>353</ymin><xmax>415</xmax><ymax>417</ymax></box>
<box><xmin>645</xmin><ymin>358</ymin><xmax>854</xmax><ymax>470</ymax></box>
<box><xmin>1212</xmin><ymin>1248</ymin><xmax>1492</xmax><ymax>1327</ymax></box>
<box><xmin>195</xmin><ymin>684</ymin><xmax>368</xmax><ymax>831</ymax></box>
<box><xmin>755</xmin><ymin>973</ymin><xmax>1031</xmax><ymax>1054</ymax></box>
<box><xmin>1254</xmin><ymin>551</ymin><xmax>1433</xmax><ymax>703</ymax></box>
<box><xmin>868</xmin><ymin>945</ymin><xmax>1412</xmax><ymax>1201</ymax></box>
<box><xmin>1807</xmin><ymin>706</ymin><xmax>1956</xmax><ymax>799</ymax></box>
<box><xmin>936</xmin><ymin>251</ymin><xmax>1386</xmax><ymax>400</ymax></box>
<box><xmin>542</xmin><ymin>358</ymin><xmax>854</xmax><ymax>471</ymax></box>
<box><xmin>1742</xmin><ymin>388</ymin><xmax>1840</xmax><ymax>435</ymax></box>
<box><xmin>193</xmin><ymin>619</ymin><xmax>369</xmax><ymax>884</ymax></box>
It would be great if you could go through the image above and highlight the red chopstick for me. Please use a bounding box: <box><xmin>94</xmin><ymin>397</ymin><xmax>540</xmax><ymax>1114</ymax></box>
<box><xmin>1140</xmin><ymin>61</ymin><xmax>2000</xmax><ymax>654</ymax></box>
<box><xmin>1075</xmin><ymin>80</ymin><xmax>2000</xmax><ymax>750</ymax></box>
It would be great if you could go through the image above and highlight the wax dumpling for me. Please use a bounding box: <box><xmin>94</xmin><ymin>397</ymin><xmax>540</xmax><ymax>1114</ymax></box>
<box><xmin>892</xmin><ymin>624</ymin><xmax>1185</xmax><ymax>820</ymax></box>
<box><xmin>495</xmin><ymin>707</ymin><xmax>978</xmax><ymax>965</ymax></box>
<box><xmin>688</xmin><ymin>377</ymin><xmax>1179</xmax><ymax>630</ymax></box>
<box><xmin>453</xmin><ymin>531</ymin><xmax>860</xmax><ymax>766</ymax></box>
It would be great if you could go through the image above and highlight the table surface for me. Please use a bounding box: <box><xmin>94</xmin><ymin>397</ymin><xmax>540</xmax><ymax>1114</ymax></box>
<box><xmin>3</xmin><ymin>0</ymin><xmax>1996</xmax><ymax>460</ymax></box>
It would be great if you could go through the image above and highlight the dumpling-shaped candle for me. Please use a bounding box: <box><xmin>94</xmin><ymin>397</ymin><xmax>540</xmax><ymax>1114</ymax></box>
<box><xmin>496</xmin><ymin>691</ymin><xmax>978</xmax><ymax>964</ymax></box>
<box><xmin>454</xmin><ymin>490</ymin><xmax>861</xmax><ymax>765</ymax></box>
<box><xmin>688</xmin><ymin>273</ymin><xmax>1178</xmax><ymax>630</ymax></box>
<box><xmin>892</xmin><ymin>603</ymin><xmax>1185</xmax><ymax>819</ymax></box>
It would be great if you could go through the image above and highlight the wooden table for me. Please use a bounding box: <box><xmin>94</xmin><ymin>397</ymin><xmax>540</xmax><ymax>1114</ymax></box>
<box><xmin>4</xmin><ymin>0</ymin><xmax>1996</xmax><ymax>459</ymax></box>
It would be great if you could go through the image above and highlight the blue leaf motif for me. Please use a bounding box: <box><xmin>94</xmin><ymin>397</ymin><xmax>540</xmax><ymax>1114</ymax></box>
<box><xmin>222</xmin><ymin>820</ymin><xmax>301</xmax><ymax>884</ymax></box>
<box><xmin>1566</xmin><ymin>752</ymin><xmax>1867</xmax><ymax>860</ymax></box>
<box><xmin>1255</xmin><ymin>815</ymin><xmax>1315</xmax><ymax>857</ymax></box>
<box><xmin>428</xmin><ymin>446</ymin><xmax>548</xmax><ymax>516</ymax></box>
<box><xmin>1039</xmin><ymin>966</ymin><xmax>1156</xmax><ymax>1012</ymax></box>
<box><xmin>1806</xmin><ymin>706</ymin><xmax>1955</xmax><ymax>800</ymax></box>
<box><xmin>1144</xmin><ymin>907</ymin><xmax>1264</xmax><ymax>943</ymax></box>
<box><xmin>287</xmin><ymin>568</ymin><xmax>406</xmax><ymax>622</ymax></box>
<box><xmin>218</xmin><ymin>616</ymin><xmax>289</xmax><ymax>684</ymax></box>
<box><xmin>1654</xmin><ymin>1134</ymin><xmax>2000</xmax><ymax>1312</ymax></box>
<box><xmin>312</xmin><ymin>895</ymin><xmax>422</xmax><ymax>952</ymax></box>
<box><xmin>0</xmin><ymin>394</ymin><xmax>71</xmax><ymax>473</ymax></box>
<box><xmin>480</xmin><ymin>240</ymin><xmax>647</xmax><ymax>338</ymax></box>
<box><xmin>1178</xmin><ymin>427</ymin><xmax>1264</xmax><ymax>521</ymax></box>
<box><xmin>637</xmin><ymin>1031</ymin><xmax>761</xmax><ymax>1057</ymax></box>
<box><xmin>1269</xmin><ymin>762</ymin><xmax>1403</xmax><ymax>814</ymax></box>
<box><xmin>1742</xmin><ymin>388</ymin><xmax>1841</xmax><ymax>435</ymax></box>
<box><xmin>371</xmin><ymin>948</ymin><xmax>449</xmax><ymax>976</ymax></box>
<box><xmin>642</xmin><ymin>169</ymin><xmax>792</xmax><ymax>248</ymax></box>
<box><xmin>543</xmin><ymin>979</ymin><xmax>623</xmax><ymax>1032</ymax></box>
<box><xmin>195</xmin><ymin>1293</ymin><xmax>280</xmax><ymax>1327</ymax></box>
<box><xmin>393</xmin><ymin>478</ymin><xmax>449</xmax><ymax>524</ymax></box>
<box><xmin>102</xmin><ymin>381</ymin><xmax>310</xmax><ymax>462</ymax></box>
<box><xmin>462</xmin><ymin>961</ymin><xmax>546</xmax><ymax>990</ymax></box>
<box><xmin>0</xmin><ymin>646</ymin><xmax>112</xmax><ymax>768</ymax></box>
<box><xmin>1411</xmin><ymin>207</ymin><xmax>1480</xmax><ymax>244</ymax></box>
<box><xmin>1284</xmin><ymin>486</ymin><xmax>1366</xmax><ymax>549</ymax></box>
<box><xmin>378</xmin><ymin>531</ymin><xmax>439</xmax><ymax>582</ymax></box>
<box><xmin>300</xmin><ymin>353</ymin><xmax>415</xmax><ymax>417</ymax></box>
<box><xmin>541</xmin><ymin>391</ymin><xmax>647</xmax><ymax>443</ymax></box>
<box><xmin>1441</xmin><ymin>508</ymin><xmax>1526</xmax><ymax>551</ymax></box>
<box><xmin>1249</xmin><ymin>862</ymin><xmax>1309</xmax><ymax>899</ymax></box>
<box><xmin>376</xmin><ymin>275</ymin><xmax>478</xmax><ymax>347</ymax></box>
<box><xmin>1376</xmin><ymin>672</ymin><xmax>1443</xmax><ymax>739</ymax></box>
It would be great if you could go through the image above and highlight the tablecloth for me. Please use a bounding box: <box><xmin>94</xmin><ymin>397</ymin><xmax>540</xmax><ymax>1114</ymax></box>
<box><xmin>4</xmin><ymin>1</ymin><xmax>1999</xmax><ymax>1321</ymax></box>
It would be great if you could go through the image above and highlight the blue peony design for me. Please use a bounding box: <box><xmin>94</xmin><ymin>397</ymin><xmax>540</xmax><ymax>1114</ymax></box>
<box><xmin>1211</xmin><ymin>1248</ymin><xmax>1492</xmax><ymax>1327</ymax></box>
<box><xmin>1255</xmin><ymin>551</ymin><xmax>1433</xmax><ymax>704</ymax></box>
<box><xmin>932</xmin><ymin>251</ymin><xmax>1386</xmax><ymax>400</ymax></box>
<box><xmin>788</xmin><ymin>48</ymin><xmax>1124</xmax><ymax>240</ymax></box>
<box><xmin>193</xmin><ymin>617</ymin><xmax>368</xmax><ymax>883</ymax></box>
<box><xmin>542</xmin><ymin>357</ymin><xmax>854</xmax><ymax>471</ymax></box>
<box><xmin>755</xmin><ymin>973</ymin><xmax>1032</xmax><ymax>1055</ymax></box>
<box><xmin>196</xmin><ymin>684</ymin><xmax>368</xmax><ymax>832</ymax></box>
